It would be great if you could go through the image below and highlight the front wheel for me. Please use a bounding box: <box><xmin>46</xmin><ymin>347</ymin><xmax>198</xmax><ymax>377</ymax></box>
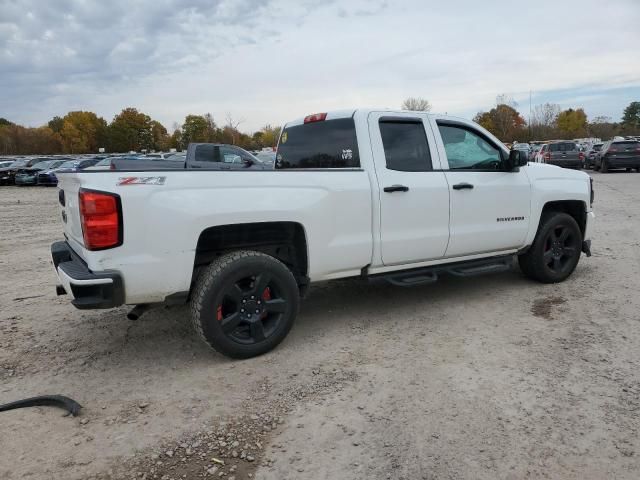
<box><xmin>518</xmin><ymin>212</ymin><xmax>582</xmax><ymax>284</ymax></box>
<box><xmin>190</xmin><ymin>250</ymin><xmax>300</xmax><ymax>359</ymax></box>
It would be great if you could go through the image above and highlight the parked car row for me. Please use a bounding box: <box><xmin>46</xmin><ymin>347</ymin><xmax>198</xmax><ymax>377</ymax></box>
<box><xmin>508</xmin><ymin>138</ymin><xmax>640</xmax><ymax>173</ymax></box>
<box><xmin>0</xmin><ymin>151</ymin><xmax>192</xmax><ymax>186</ymax></box>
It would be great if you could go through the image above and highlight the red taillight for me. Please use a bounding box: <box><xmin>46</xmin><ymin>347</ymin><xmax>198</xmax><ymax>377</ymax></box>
<box><xmin>579</xmin><ymin>152</ymin><xmax>584</xmax><ymax>161</ymax></box>
<box><xmin>303</xmin><ymin>112</ymin><xmax>327</xmax><ymax>124</ymax></box>
<box><xmin>608</xmin><ymin>147</ymin><xmax>617</xmax><ymax>153</ymax></box>
<box><xmin>78</xmin><ymin>190</ymin><xmax>122</xmax><ymax>250</ymax></box>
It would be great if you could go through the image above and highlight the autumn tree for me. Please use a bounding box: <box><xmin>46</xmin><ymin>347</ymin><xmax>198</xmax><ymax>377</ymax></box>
<box><xmin>473</xmin><ymin>95</ymin><xmax>526</xmax><ymax>141</ymax></box>
<box><xmin>58</xmin><ymin>111</ymin><xmax>107</xmax><ymax>153</ymax></box>
<box><xmin>402</xmin><ymin>97</ymin><xmax>432</xmax><ymax>112</ymax></box>
<box><xmin>254</xmin><ymin>124</ymin><xmax>281</xmax><ymax>148</ymax></box>
<box><xmin>556</xmin><ymin>108</ymin><xmax>588</xmax><ymax>138</ymax></box>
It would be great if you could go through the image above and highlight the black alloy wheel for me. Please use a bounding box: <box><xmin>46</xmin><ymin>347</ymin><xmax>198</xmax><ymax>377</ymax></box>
<box><xmin>542</xmin><ymin>223</ymin><xmax>580</xmax><ymax>276</ymax></box>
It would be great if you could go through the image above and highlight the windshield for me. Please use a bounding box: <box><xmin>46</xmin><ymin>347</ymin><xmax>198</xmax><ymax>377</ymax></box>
<box><xmin>58</xmin><ymin>161</ymin><xmax>79</xmax><ymax>169</ymax></box>
<box><xmin>9</xmin><ymin>160</ymin><xmax>27</xmax><ymax>167</ymax></box>
<box><xmin>32</xmin><ymin>161</ymin><xmax>53</xmax><ymax>170</ymax></box>
<box><xmin>95</xmin><ymin>158</ymin><xmax>112</xmax><ymax>166</ymax></box>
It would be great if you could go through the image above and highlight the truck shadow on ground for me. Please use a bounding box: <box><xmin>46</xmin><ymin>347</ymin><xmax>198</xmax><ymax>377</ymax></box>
<box><xmin>50</xmin><ymin>266</ymin><xmax>548</xmax><ymax>372</ymax></box>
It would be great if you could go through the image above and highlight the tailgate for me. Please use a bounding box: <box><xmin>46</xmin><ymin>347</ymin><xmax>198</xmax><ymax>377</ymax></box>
<box><xmin>56</xmin><ymin>173</ymin><xmax>87</xmax><ymax>256</ymax></box>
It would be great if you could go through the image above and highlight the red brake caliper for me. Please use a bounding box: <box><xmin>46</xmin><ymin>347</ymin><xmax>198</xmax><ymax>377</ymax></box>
<box><xmin>261</xmin><ymin>287</ymin><xmax>271</xmax><ymax>318</ymax></box>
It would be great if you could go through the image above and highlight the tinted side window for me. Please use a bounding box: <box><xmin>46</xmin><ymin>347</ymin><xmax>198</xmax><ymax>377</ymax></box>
<box><xmin>194</xmin><ymin>144</ymin><xmax>218</xmax><ymax>163</ymax></box>
<box><xmin>276</xmin><ymin>118</ymin><xmax>360</xmax><ymax>169</ymax></box>
<box><xmin>379</xmin><ymin>120</ymin><xmax>432</xmax><ymax>172</ymax></box>
<box><xmin>438</xmin><ymin>124</ymin><xmax>502</xmax><ymax>170</ymax></box>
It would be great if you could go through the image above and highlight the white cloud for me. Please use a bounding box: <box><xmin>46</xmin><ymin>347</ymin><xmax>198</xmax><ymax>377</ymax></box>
<box><xmin>0</xmin><ymin>0</ymin><xmax>638</xmax><ymax>129</ymax></box>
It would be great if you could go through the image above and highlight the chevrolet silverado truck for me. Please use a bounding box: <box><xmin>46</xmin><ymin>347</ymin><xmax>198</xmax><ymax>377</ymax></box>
<box><xmin>51</xmin><ymin>109</ymin><xmax>595</xmax><ymax>358</ymax></box>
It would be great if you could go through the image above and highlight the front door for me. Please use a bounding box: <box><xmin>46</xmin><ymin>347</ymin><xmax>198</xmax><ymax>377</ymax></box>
<box><xmin>431</xmin><ymin>120</ymin><xmax>531</xmax><ymax>258</ymax></box>
<box><xmin>368</xmin><ymin>112</ymin><xmax>450</xmax><ymax>266</ymax></box>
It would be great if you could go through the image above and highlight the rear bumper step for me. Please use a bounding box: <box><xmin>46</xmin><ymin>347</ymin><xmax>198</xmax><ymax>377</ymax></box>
<box><xmin>51</xmin><ymin>241</ymin><xmax>124</xmax><ymax>309</ymax></box>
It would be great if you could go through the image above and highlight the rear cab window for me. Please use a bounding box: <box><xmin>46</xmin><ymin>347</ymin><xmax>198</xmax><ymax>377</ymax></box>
<box><xmin>549</xmin><ymin>142</ymin><xmax>577</xmax><ymax>152</ymax></box>
<box><xmin>276</xmin><ymin>118</ymin><xmax>360</xmax><ymax>169</ymax></box>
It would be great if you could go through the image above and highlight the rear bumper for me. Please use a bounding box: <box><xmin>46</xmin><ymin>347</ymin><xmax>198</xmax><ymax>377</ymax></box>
<box><xmin>604</xmin><ymin>157</ymin><xmax>640</xmax><ymax>169</ymax></box>
<box><xmin>51</xmin><ymin>241</ymin><xmax>124</xmax><ymax>309</ymax></box>
<box><xmin>547</xmin><ymin>160</ymin><xmax>583</xmax><ymax>168</ymax></box>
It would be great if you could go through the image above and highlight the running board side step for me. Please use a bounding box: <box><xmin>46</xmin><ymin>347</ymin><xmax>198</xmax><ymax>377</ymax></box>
<box><xmin>375</xmin><ymin>255</ymin><xmax>514</xmax><ymax>287</ymax></box>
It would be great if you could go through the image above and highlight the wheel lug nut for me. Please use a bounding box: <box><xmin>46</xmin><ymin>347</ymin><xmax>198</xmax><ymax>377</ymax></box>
<box><xmin>255</xmin><ymin>309</ymin><xmax>259</xmax><ymax>313</ymax></box>
<box><xmin>241</xmin><ymin>308</ymin><xmax>244</xmax><ymax>313</ymax></box>
<box><xmin>251</xmin><ymin>295</ymin><xmax>255</xmax><ymax>300</ymax></box>
<box><xmin>242</xmin><ymin>299</ymin><xmax>246</xmax><ymax>303</ymax></box>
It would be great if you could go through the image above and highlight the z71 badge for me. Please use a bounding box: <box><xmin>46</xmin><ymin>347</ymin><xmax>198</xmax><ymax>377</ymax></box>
<box><xmin>118</xmin><ymin>176</ymin><xmax>166</xmax><ymax>186</ymax></box>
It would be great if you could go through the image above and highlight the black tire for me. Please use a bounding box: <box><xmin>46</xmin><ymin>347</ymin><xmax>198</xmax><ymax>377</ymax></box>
<box><xmin>518</xmin><ymin>212</ymin><xmax>582</xmax><ymax>284</ymax></box>
<box><xmin>601</xmin><ymin>159</ymin><xmax>609</xmax><ymax>173</ymax></box>
<box><xmin>190</xmin><ymin>250</ymin><xmax>299</xmax><ymax>359</ymax></box>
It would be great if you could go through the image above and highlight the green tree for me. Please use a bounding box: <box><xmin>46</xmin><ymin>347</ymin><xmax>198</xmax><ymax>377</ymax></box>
<box><xmin>181</xmin><ymin>115</ymin><xmax>210</xmax><ymax>145</ymax></box>
<box><xmin>48</xmin><ymin>116</ymin><xmax>64</xmax><ymax>133</ymax></box>
<box><xmin>556</xmin><ymin>108</ymin><xmax>588</xmax><ymax>138</ymax></box>
<box><xmin>402</xmin><ymin>97</ymin><xmax>432</xmax><ymax>112</ymax></box>
<box><xmin>107</xmin><ymin>108</ymin><xmax>156</xmax><ymax>152</ymax></box>
<box><xmin>0</xmin><ymin>118</ymin><xmax>13</xmax><ymax>127</ymax></box>
<box><xmin>621</xmin><ymin>101</ymin><xmax>640</xmax><ymax>131</ymax></box>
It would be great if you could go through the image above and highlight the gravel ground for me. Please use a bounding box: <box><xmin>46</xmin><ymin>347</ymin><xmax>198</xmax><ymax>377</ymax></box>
<box><xmin>1</xmin><ymin>171</ymin><xmax>639</xmax><ymax>479</ymax></box>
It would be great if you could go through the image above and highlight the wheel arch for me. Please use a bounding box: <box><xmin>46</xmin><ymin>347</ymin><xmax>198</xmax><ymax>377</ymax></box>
<box><xmin>540</xmin><ymin>200</ymin><xmax>587</xmax><ymax>237</ymax></box>
<box><xmin>191</xmin><ymin>222</ymin><xmax>309</xmax><ymax>295</ymax></box>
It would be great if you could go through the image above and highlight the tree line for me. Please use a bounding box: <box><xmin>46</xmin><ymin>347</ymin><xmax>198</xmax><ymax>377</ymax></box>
<box><xmin>403</xmin><ymin>96</ymin><xmax>640</xmax><ymax>142</ymax></box>
<box><xmin>0</xmin><ymin>108</ymin><xmax>281</xmax><ymax>155</ymax></box>
<box><xmin>2</xmin><ymin>99</ymin><xmax>639</xmax><ymax>155</ymax></box>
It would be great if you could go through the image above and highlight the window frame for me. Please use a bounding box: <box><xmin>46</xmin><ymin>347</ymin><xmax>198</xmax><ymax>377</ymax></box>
<box><xmin>378</xmin><ymin>117</ymin><xmax>434</xmax><ymax>173</ymax></box>
<box><xmin>436</xmin><ymin>120</ymin><xmax>507</xmax><ymax>172</ymax></box>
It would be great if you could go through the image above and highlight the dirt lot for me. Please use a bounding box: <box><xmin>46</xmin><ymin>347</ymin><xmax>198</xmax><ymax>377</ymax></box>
<box><xmin>1</xmin><ymin>171</ymin><xmax>639</xmax><ymax>480</ymax></box>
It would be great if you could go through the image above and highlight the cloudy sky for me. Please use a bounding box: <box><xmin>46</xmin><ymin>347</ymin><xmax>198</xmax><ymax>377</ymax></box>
<box><xmin>1</xmin><ymin>0</ymin><xmax>639</xmax><ymax>132</ymax></box>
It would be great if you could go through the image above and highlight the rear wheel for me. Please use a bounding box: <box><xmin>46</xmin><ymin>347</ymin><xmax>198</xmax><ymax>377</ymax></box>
<box><xmin>190</xmin><ymin>250</ymin><xmax>299</xmax><ymax>359</ymax></box>
<box><xmin>601</xmin><ymin>159</ymin><xmax>609</xmax><ymax>173</ymax></box>
<box><xmin>518</xmin><ymin>212</ymin><xmax>582</xmax><ymax>283</ymax></box>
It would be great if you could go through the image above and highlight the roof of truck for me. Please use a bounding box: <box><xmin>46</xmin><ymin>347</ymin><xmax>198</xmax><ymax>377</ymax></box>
<box><xmin>284</xmin><ymin>108</ymin><xmax>470</xmax><ymax>128</ymax></box>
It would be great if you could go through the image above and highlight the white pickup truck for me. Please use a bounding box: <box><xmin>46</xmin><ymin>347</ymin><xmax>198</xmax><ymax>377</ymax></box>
<box><xmin>52</xmin><ymin>109</ymin><xmax>594</xmax><ymax>358</ymax></box>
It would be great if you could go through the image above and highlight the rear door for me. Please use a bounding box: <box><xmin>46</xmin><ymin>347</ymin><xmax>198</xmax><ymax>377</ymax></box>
<box><xmin>368</xmin><ymin>112</ymin><xmax>450</xmax><ymax>265</ymax></box>
<box><xmin>430</xmin><ymin>118</ymin><xmax>531</xmax><ymax>258</ymax></box>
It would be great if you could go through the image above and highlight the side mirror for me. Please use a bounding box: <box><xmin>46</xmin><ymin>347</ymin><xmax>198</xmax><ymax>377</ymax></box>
<box><xmin>507</xmin><ymin>149</ymin><xmax>528</xmax><ymax>170</ymax></box>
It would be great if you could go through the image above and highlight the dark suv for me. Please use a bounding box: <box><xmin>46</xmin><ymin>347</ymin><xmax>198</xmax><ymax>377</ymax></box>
<box><xmin>595</xmin><ymin>140</ymin><xmax>640</xmax><ymax>173</ymax></box>
<box><xmin>584</xmin><ymin>143</ymin><xmax>603</xmax><ymax>169</ymax></box>
<box><xmin>540</xmin><ymin>141</ymin><xmax>583</xmax><ymax>169</ymax></box>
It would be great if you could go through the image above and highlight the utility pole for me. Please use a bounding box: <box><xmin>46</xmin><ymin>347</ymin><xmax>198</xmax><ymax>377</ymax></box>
<box><xmin>529</xmin><ymin>90</ymin><xmax>532</xmax><ymax>140</ymax></box>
